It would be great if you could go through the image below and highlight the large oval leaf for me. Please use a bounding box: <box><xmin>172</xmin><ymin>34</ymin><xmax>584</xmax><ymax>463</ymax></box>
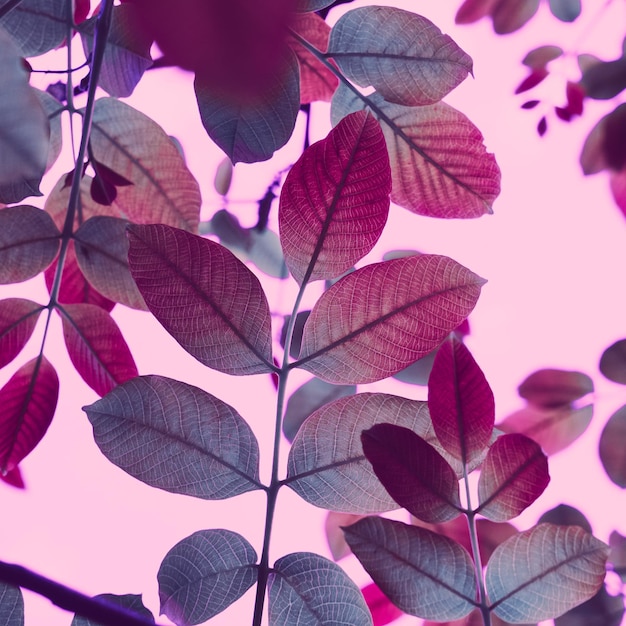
<box><xmin>344</xmin><ymin>517</ymin><xmax>476</xmax><ymax>621</ymax></box>
<box><xmin>0</xmin><ymin>582</ymin><xmax>24</xmax><ymax>626</ymax></box>
<box><xmin>127</xmin><ymin>224</ymin><xmax>274</xmax><ymax>375</ymax></box>
<box><xmin>331</xmin><ymin>85</ymin><xmax>500</xmax><ymax>218</ymax></box>
<box><xmin>268</xmin><ymin>552</ymin><xmax>372</xmax><ymax>626</ymax></box>
<box><xmin>0</xmin><ymin>298</ymin><xmax>44</xmax><ymax>369</ymax></box>
<box><xmin>486</xmin><ymin>524</ymin><xmax>609</xmax><ymax>623</ymax></box>
<box><xmin>158</xmin><ymin>529</ymin><xmax>257</xmax><ymax>625</ymax></box>
<box><xmin>295</xmin><ymin>255</ymin><xmax>485</xmax><ymax>384</ymax></box>
<box><xmin>598</xmin><ymin>405</ymin><xmax>626</xmax><ymax>488</ymax></box>
<box><xmin>84</xmin><ymin>375</ymin><xmax>261</xmax><ymax>498</ymax></box>
<box><xmin>279</xmin><ymin>110</ymin><xmax>390</xmax><ymax>285</ymax></box>
<box><xmin>0</xmin><ymin>356</ymin><xmax>59</xmax><ymax>473</ymax></box>
<box><xmin>328</xmin><ymin>7</ymin><xmax>472</xmax><ymax>106</ymax></box>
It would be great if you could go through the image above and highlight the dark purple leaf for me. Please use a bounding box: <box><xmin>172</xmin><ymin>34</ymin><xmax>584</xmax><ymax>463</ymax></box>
<box><xmin>599</xmin><ymin>339</ymin><xmax>626</xmax><ymax>384</ymax></box>
<box><xmin>517</xmin><ymin>368</ymin><xmax>594</xmax><ymax>407</ymax></box>
<box><xmin>581</xmin><ymin>57</ymin><xmax>626</xmax><ymax>100</ymax></box>
<box><xmin>537</xmin><ymin>116</ymin><xmax>548</xmax><ymax>136</ymax></box>
<box><xmin>521</xmin><ymin>100</ymin><xmax>540</xmax><ymax>109</ymax></box>
<box><xmin>538</xmin><ymin>504</ymin><xmax>592</xmax><ymax>533</ymax></box>
<box><xmin>548</xmin><ymin>0</ymin><xmax>581</xmax><ymax>22</ymax></box>
<box><xmin>598</xmin><ymin>404</ymin><xmax>626</xmax><ymax>487</ymax></box>
<box><xmin>609</xmin><ymin>531</ymin><xmax>626</xmax><ymax>582</ymax></box>
<box><xmin>554</xmin><ymin>584</ymin><xmax>624</xmax><ymax>626</ymax></box>
<box><xmin>280</xmin><ymin>311</ymin><xmax>311</xmax><ymax>359</ymax></box>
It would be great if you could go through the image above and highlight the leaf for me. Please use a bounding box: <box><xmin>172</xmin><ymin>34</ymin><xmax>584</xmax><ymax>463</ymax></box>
<box><xmin>492</xmin><ymin>0</ymin><xmax>540</xmax><ymax>34</ymax></box>
<box><xmin>325</xmin><ymin>511</ymin><xmax>365</xmax><ymax>561</ymax></box>
<box><xmin>0</xmin><ymin>28</ymin><xmax>49</xmax><ymax>203</ymax></box>
<box><xmin>486</xmin><ymin>524</ymin><xmax>609</xmax><ymax>623</ymax></box>
<box><xmin>599</xmin><ymin>339</ymin><xmax>626</xmax><ymax>384</ymax></box>
<box><xmin>609</xmin><ymin>530</ymin><xmax>626</xmax><ymax>582</ymax></box>
<box><xmin>283</xmin><ymin>377</ymin><xmax>356</xmax><ymax>443</ymax></box>
<box><xmin>581</xmin><ymin>57</ymin><xmax>626</xmax><ymax>100</ymax></box>
<box><xmin>455</xmin><ymin>0</ymin><xmax>500</xmax><ymax>24</ymax></box>
<box><xmin>268</xmin><ymin>551</ymin><xmax>373</xmax><ymax>626</ymax></box>
<box><xmin>0</xmin><ymin>356</ymin><xmax>59</xmax><ymax>473</ymax></box>
<box><xmin>517</xmin><ymin>369</ymin><xmax>594</xmax><ymax>407</ymax></box>
<box><xmin>58</xmin><ymin>303</ymin><xmax>138</xmax><ymax>397</ymax></box>
<box><xmin>213</xmin><ymin>158</ymin><xmax>233</xmax><ymax>196</ymax></box>
<box><xmin>522</xmin><ymin>45</ymin><xmax>564</xmax><ymax>69</ymax></box>
<box><xmin>194</xmin><ymin>50</ymin><xmax>300</xmax><ymax>164</ymax></box>
<box><xmin>127</xmin><ymin>224</ymin><xmax>274</xmax><ymax>375</ymax></box>
<box><xmin>328</xmin><ymin>7</ymin><xmax>473</xmax><ymax>106</ymax></box>
<box><xmin>158</xmin><ymin>529</ymin><xmax>257</xmax><ymax>625</ymax></box>
<box><xmin>344</xmin><ymin>517</ymin><xmax>476</xmax><ymax>621</ymax></box>
<box><xmin>0</xmin><ymin>465</ymin><xmax>25</xmax><ymax>489</ymax></box>
<box><xmin>579</xmin><ymin>106</ymin><xmax>626</xmax><ymax>175</ymax></box>
<box><xmin>83</xmin><ymin>375</ymin><xmax>262</xmax><ymax>498</ymax></box>
<box><xmin>475</xmin><ymin>520</ymin><xmax>519</xmax><ymax>564</ymax></box>
<box><xmin>554</xmin><ymin>584</ymin><xmax>624</xmax><ymax>626</ymax></box>
<box><xmin>497</xmin><ymin>404</ymin><xmax>593</xmax><ymax>455</ymax></box>
<box><xmin>548</xmin><ymin>0</ymin><xmax>581</xmax><ymax>22</ymax></box>
<box><xmin>610</xmin><ymin>168</ymin><xmax>626</xmax><ymax>218</ymax></box>
<box><xmin>0</xmin><ymin>298</ymin><xmax>44</xmax><ymax>369</ymax></box>
<box><xmin>279</xmin><ymin>110</ymin><xmax>390</xmax><ymax>285</ymax></box>
<box><xmin>36</xmin><ymin>88</ymin><xmax>64</xmax><ymax>172</ymax></box>
<box><xmin>0</xmin><ymin>582</ymin><xmax>24</xmax><ymax>626</ymax></box>
<box><xmin>286</xmin><ymin>393</ymin><xmax>434</xmax><ymax>513</ymax></box>
<box><xmin>428</xmin><ymin>334</ymin><xmax>494</xmax><ymax>465</ymax></box>
<box><xmin>392</xmin><ymin>349</ymin><xmax>437</xmax><ymax>385</ymax></box>
<box><xmin>476</xmin><ymin>433</ymin><xmax>549</xmax><ymax>521</ymax></box>
<box><xmin>295</xmin><ymin>0</ymin><xmax>336</xmax><ymax>11</ymax></box>
<box><xmin>74</xmin><ymin>216</ymin><xmax>147</xmax><ymax>310</ymax></box>
<box><xmin>331</xmin><ymin>85</ymin><xmax>500</xmax><ymax>218</ymax></box>
<box><xmin>89</xmin><ymin>98</ymin><xmax>201</xmax><ymax>231</ymax></box>
<box><xmin>71</xmin><ymin>593</ymin><xmax>154</xmax><ymax>626</ymax></box>
<box><xmin>598</xmin><ymin>405</ymin><xmax>626</xmax><ymax>488</ymax></box>
<box><xmin>361</xmin><ymin>583</ymin><xmax>403</xmax><ymax>626</ymax></box>
<box><xmin>280</xmin><ymin>311</ymin><xmax>310</xmax><ymax>359</ymax></box>
<box><xmin>538</xmin><ymin>504</ymin><xmax>592</xmax><ymax>533</ymax></box>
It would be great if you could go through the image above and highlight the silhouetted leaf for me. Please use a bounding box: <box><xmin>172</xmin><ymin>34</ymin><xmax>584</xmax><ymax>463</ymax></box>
<box><xmin>0</xmin><ymin>356</ymin><xmax>59</xmax><ymax>473</ymax></box>
<box><xmin>325</xmin><ymin>511</ymin><xmax>365</xmax><ymax>560</ymax></box>
<box><xmin>0</xmin><ymin>298</ymin><xmax>44</xmax><ymax>368</ymax></box>
<box><xmin>331</xmin><ymin>85</ymin><xmax>500</xmax><ymax>218</ymax></box>
<box><xmin>286</xmin><ymin>393</ymin><xmax>434</xmax><ymax>513</ymax></box>
<box><xmin>279</xmin><ymin>110</ymin><xmax>390</xmax><ymax>285</ymax></box>
<box><xmin>518</xmin><ymin>369</ymin><xmax>594</xmax><ymax>407</ymax></box>
<box><xmin>599</xmin><ymin>405</ymin><xmax>626</xmax><ymax>487</ymax></box>
<box><xmin>548</xmin><ymin>0</ymin><xmax>581</xmax><ymax>22</ymax></box>
<box><xmin>268</xmin><ymin>552</ymin><xmax>372</xmax><ymax>626</ymax></box>
<box><xmin>361</xmin><ymin>583</ymin><xmax>403</xmax><ymax>626</ymax></box>
<box><xmin>609</xmin><ymin>530</ymin><xmax>626</xmax><ymax>582</ymax></box>
<box><xmin>492</xmin><ymin>0</ymin><xmax>540</xmax><ymax>34</ymax></box>
<box><xmin>599</xmin><ymin>339</ymin><xmax>626</xmax><ymax>384</ymax></box>
<box><xmin>579</xmin><ymin>105</ymin><xmax>626</xmax><ymax>175</ymax></box>
<box><xmin>84</xmin><ymin>375</ymin><xmax>262</xmax><ymax>498</ymax></box>
<box><xmin>345</xmin><ymin>517</ymin><xmax>476</xmax><ymax>621</ymax></box>
<box><xmin>581</xmin><ymin>57</ymin><xmax>626</xmax><ymax>100</ymax></box>
<box><xmin>538</xmin><ymin>504</ymin><xmax>592</xmax><ymax>533</ymax></box>
<box><xmin>127</xmin><ymin>224</ymin><xmax>274</xmax><ymax>375</ymax></box>
<box><xmin>486</xmin><ymin>524</ymin><xmax>609</xmax><ymax>623</ymax></box>
<box><xmin>514</xmin><ymin>68</ymin><xmax>548</xmax><ymax>94</ymax></box>
<box><xmin>296</xmin><ymin>255</ymin><xmax>485</xmax><ymax>384</ymax></box>
<box><xmin>329</xmin><ymin>7</ymin><xmax>472</xmax><ymax>106</ymax></box>
<box><xmin>0</xmin><ymin>581</ymin><xmax>23</xmax><ymax>626</ymax></box>
<box><xmin>554</xmin><ymin>584</ymin><xmax>624</xmax><ymax>626</ymax></box>
<box><xmin>280</xmin><ymin>311</ymin><xmax>310</xmax><ymax>359</ymax></box>
<box><xmin>71</xmin><ymin>593</ymin><xmax>154</xmax><ymax>626</ymax></box>
<box><xmin>392</xmin><ymin>349</ymin><xmax>437</xmax><ymax>385</ymax></box>
<box><xmin>158</xmin><ymin>529</ymin><xmax>257</xmax><ymax>625</ymax></box>
<box><xmin>296</xmin><ymin>0</ymin><xmax>335</xmax><ymax>11</ymax></box>
<box><xmin>477</xmin><ymin>433</ymin><xmax>549</xmax><ymax>521</ymax></box>
<box><xmin>247</xmin><ymin>227</ymin><xmax>288</xmax><ymax>279</ymax></box>
<box><xmin>455</xmin><ymin>0</ymin><xmax>499</xmax><ymax>24</ymax></box>
<box><xmin>522</xmin><ymin>45</ymin><xmax>564</xmax><ymax>69</ymax></box>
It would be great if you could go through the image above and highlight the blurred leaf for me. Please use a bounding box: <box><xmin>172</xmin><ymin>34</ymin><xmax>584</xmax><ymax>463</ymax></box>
<box><xmin>392</xmin><ymin>350</ymin><xmax>437</xmax><ymax>385</ymax></box>
<box><xmin>514</xmin><ymin>68</ymin><xmax>548</xmax><ymax>94</ymax></box>
<box><xmin>486</xmin><ymin>524</ymin><xmax>609</xmax><ymax>623</ymax></box>
<box><xmin>361</xmin><ymin>583</ymin><xmax>403</xmax><ymax>626</ymax></box>
<box><xmin>0</xmin><ymin>356</ymin><xmax>59</xmax><ymax>473</ymax></box>
<box><xmin>84</xmin><ymin>375</ymin><xmax>262</xmax><ymax>498</ymax></box>
<box><xmin>280</xmin><ymin>311</ymin><xmax>311</xmax><ymax>359</ymax></box>
<box><xmin>0</xmin><ymin>581</ymin><xmax>23</xmax><ymax>626</ymax></box>
<box><xmin>599</xmin><ymin>405</ymin><xmax>626</xmax><ymax>487</ymax></box>
<box><xmin>279</xmin><ymin>110</ymin><xmax>390</xmax><ymax>285</ymax></box>
<box><xmin>206</xmin><ymin>209</ymin><xmax>251</xmax><ymax>255</ymax></box>
<box><xmin>475</xmin><ymin>520</ymin><xmax>518</xmax><ymax>564</ymax></box>
<box><xmin>522</xmin><ymin>45</ymin><xmax>563</xmax><ymax>69</ymax></box>
<box><xmin>127</xmin><ymin>224</ymin><xmax>274</xmax><ymax>375</ymax></box>
<box><xmin>455</xmin><ymin>0</ymin><xmax>500</xmax><ymax>24</ymax></box>
<box><xmin>247</xmin><ymin>228</ymin><xmax>289</xmax><ymax>279</ymax></box>
<box><xmin>610</xmin><ymin>168</ymin><xmax>626</xmax><ymax>218</ymax></box>
<box><xmin>579</xmin><ymin>106</ymin><xmax>626</xmax><ymax>175</ymax></box>
<box><xmin>424</xmin><ymin>610</ymin><xmax>533</xmax><ymax>626</ymax></box>
<box><xmin>344</xmin><ymin>517</ymin><xmax>476</xmax><ymax>621</ymax></box>
<box><xmin>538</xmin><ymin>504</ymin><xmax>592</xmax><ymax>533</ymax></box>
<box><xmin>0</xmin><ymin>298</ymin><xmax>44</xmax><ymax>368</ymax></box>
<box><xmin>548</xmin><ymin>0</ymin><xmax>581</xmax><ymax>22</ymax></box>
<box><xmin>71</xmin><ymin>593</ymin><xmax>154</xmax><ymax>626</ymax></box>
<box><xmin>296</xmin><ymin>255</ymin><xmax>485</xmax><ymax>384</ymax></box>
<box><xmin>328</xmin><ymin>7</ymin><xmax>472</xmax><ymax>106</ymax></box>
<box><xmin>36</xmin><ymin>89</ymin><xmax>64</xmax><ymax>172</ymax></box>
<box><xmin>609</xmin><ymin>531</ymin><xmax>626</xmax><ymax>582</ymax></box>
<box><xmin>492</xmin><ymin>0</ymin><xmax>540</xmax><ymax>34</ymax></box>
<box><xmin>554</xmin><ymin>584</ymin><xmax>624</xmax><ymax>626</ymax></box>
<box><xmin>518</xmin><ymin>369</ymin><xmax>593</xmax><ymax>407</ymax></box>
<box><xmin>325</xmin><ymin>511</ymin><xmax>365</xmax><ymax>560</ymax></box>
<box><xmin>268</xmin><ymin>552</ymin><xmax>373</xmax><ymax>626</ymax></box>
<box><xmin>158</xmin><ymin>529</ymin><xmax>257</xmax><ymax>625</ymax></box>
<box><xmin>581</xmin><ymin>57</ymin><xmax>626</xmax><ymax>100</ymax></box>
<box><xmin>599</xmin><ymin>339</ymin><xmax>626</xmax><ymax>384</ymax></box>
<box><xmin>295</xmin><ymin>0</ymin><xmax>335</xmax><ymax>11</ymax></box>
<box><xmin>213</xmin><ymin>158</ymin><xmax>233</xmax><ymax>196</ymax></box>
<box><xmin>0</xmin><ymin>465</ymin><xmax>25</xmax><ymax>489</ymax></box>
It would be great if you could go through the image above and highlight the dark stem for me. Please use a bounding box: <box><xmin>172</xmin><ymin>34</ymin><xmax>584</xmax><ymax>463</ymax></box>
<box><xmin>301</xmin><ymin>103</ymin><xmax>311</xmax><ymax>151</ymax></box>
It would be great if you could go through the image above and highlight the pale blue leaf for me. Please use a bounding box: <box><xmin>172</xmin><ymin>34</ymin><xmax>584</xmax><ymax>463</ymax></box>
<box><xmin>549</xmin><ymin>0</ymin><xmax>581</xmax><ymax>22</ymax></box>
<box><xmin>296</xmin><ymin>0</ymin><xmax>336</xmax><ymax>12</ymax></box>
<box><xmin>71</xmin><ymin>593</ymin><xmax>154</xmax><ymax>626</ymax></box>
<box><xmin>0</xmin><ymin>582</ymin><xmax>23</xmax><ymax>626</ymax></box>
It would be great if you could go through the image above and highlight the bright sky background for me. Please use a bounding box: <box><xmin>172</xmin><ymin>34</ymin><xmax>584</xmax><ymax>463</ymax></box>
<box><xmin>1</xmin><ymin>2</ymin><xmax>625</xmax><ymax>625</ymax></box>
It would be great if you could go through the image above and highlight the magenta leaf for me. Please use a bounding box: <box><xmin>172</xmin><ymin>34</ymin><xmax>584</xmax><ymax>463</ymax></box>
<box><xmin>279</xmin><ymin>310</ymin><xmax>311</xmax><ymax>359</ymax></box>
<box><xmin>486</xmin><ymin>524</ymin><xmax>609</xmax><ymax>622</ymax></box>
<box><xmin>0</xmin><ymin>205</ymin><xmax>61</xmax><ymax>284</ymax></box>
<box><xmin>610</xmin><ymin>168</ymin><xmax>626</xmax><ymax>218</ymax></box>
<box><xmin>83</xmin><ymin>375</ymin><xmax>261</xmax><ymax>498</ymax></box>
<box><xmin>0</xmin><ymin>298</ymin><xmax>44</xmax><ymax>369</ymax></box>
<box><xmin>476</xmin><ymin>433</ymin><xmax>549</xmax><ymax>521</ymax></box>
<box><xmin>0</xmin><ymin>356</ymin><xmax>59</xmax><ymax>473</ymax></box>
<box><xmin>428</xmin><ymin>334</ymin><xmax>494</xmax><ymax>465</ymax></box>
<box><xmin>295</xmin><ymin>255</ymin><xmax>485</xmax><ymax>384</ymax></box>
<box><xmin>58</xmin><ymin>303</ymin><xmax>138</xmax><ymax>397</ymax></box>
<box><xmin>158</xmin><ymin>529</ymin><xmax>257</xmax><ymax>625</ymax></box>
<box><xmin>598</xmin><ymin>404</ymin><xmax>626</xmax><ymax>488</ymax></box>
<box><xmin>517</xmin><ymin>368</ymin><xmax>594</xmax><ymax>407</ymax></box>
<box><xmin>127</xmin><ymin>224</ymin><xmax>274</xmax><ymax>375</ymax></box>
<box><xmin>361</xmin><ymin>583</ymin><xmax>403</xmax><ymax>626</ymax></box>
<box><xmin>0</xmin><ymin>580</ymin><xmax>24</xmax><ymax>626</ymax></box>
<box><xmin>0</xmin><ymin>465</ymin><xmax>25</xmax><ymax>489</ymax></box>
<box><xmin>344</xmin><ymin>517</ymin><xmax>476</xmax><ymax>621</ymax></box>
<box><xmin>286</xmin><ymin>393</ymin><xmax>434</xmax><ymax>513</ymax></box>
<box><xmin>279</xmin><ymin>110</ymin><xmax>390</xmax><ymax>285</ymax></box>
<box><xmin>599</xmin><ymin>339</ymin><xmax>626</xmax><ymax>384</ymax></box>
<box><xmin>455</xmin><ymin>0</ymin><xmax>500</xmax><ymax>24</ymax></box>
<box><xmin>362</xmin><ymin>423</ymin><xmax>462</xmax><ymax>523</ymax></box>
<box><xmin>71</xmin><ymin>593</ymin><xmax>154</xmax><ymax>626</ymax></box>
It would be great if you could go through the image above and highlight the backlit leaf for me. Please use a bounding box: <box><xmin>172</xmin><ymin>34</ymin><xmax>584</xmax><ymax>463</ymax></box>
<box><xmin>158</xmin><ymin>529</ymin><xmax>257</xmax><ymax>625</ymax></box>
<box><xmin>361</xmin><ymin>583</ymin><xmax>403</xmax><ymax>626</ymax></box>
<box><xmin>127</xmin><ymin>224</ymin><xmax>274</xmax><ymax>375</ymax></box>
<box><xmin>538</xmin><ymin>504</ymin><xmax>592</xmax><ymax>533</ymax></box>
<box><xmin>279</xmin><ymin>110</ymin><xmax>390</xmax><ymax>285</ymax></box>
<box><xmin>84</xmin><ymin>375</ymin><xmax>261</xmax><ymax>498</ymax></box>
<box><xmin>548</xmin><ymin>0</ymin><xmax>581</xmax><ymax>22</ymax></box>
<box><xmin>331</xmin><ymin>85</ymin><xmax>500</xmax><ymax>218</ymax></box>
<box><xmin>492</xmin><ymin>0</ymin><xmax>540</xmax><ymax>34</ymax></box>
<box><xmin>328</xmin><ymin>7</ymin><xmax>473</xmax><ymax>106</ymax></box>
<box><xmin>71</xmin><ymin>593</ymin><xmax>154</xmax><ymax>626</ymax></box>
<box><xmin>0</xmin><ymin>356</ymin><xmax>59</xmax><ymax>473</ymax></box>
<box><xmin>325</xmin><ymin>511</ymin><xmax>365</xmax><ymax>561</ymax></box>
<box><xmin>268</xmin><ymin>552</ymin><xmax>372</xmax><ymax>626</ymax></box>
<box><xmin>286</xmin><ymin>393</ymin><xmax>434</xmax><ymax>513</ymax></box>
<box><xmin>0</xmin><ymin>298</ymin><xmax>44</xmax><ymax>368</ymax></box>
<box><xmin>58</xmin><ymin>303</ymin><xmax>138</xmax><ymax>397</ymax></box>
<box><xmin>0</xmin><ymin>582</ymin><xmax>23</xmax><ymax>626</ymax></box>
<box><xmin>362</xmin><ymin>423</ymin><xmax>461</xmax><ymax>523</ymax></box>
<box><xmin>296</xmin><ymin>255</ymin><xmax>485</xmax><ymax>384</ymax></box>
<box><xmin>598</xmin><ymin>405</ymin><xmax>626</xmax><ymax>487</ymax></box>
<box><xmin>518</xmin><ymin>369</ymin><xmax>594</xmax><ymax>407</ymax></box>
<box><xmin>486</xmin><ymin>524</ymin><xmax>609</xmax><ymax>622</ymax></box>
<box><xmin>477</xmin><ymin>433</ymin><xmax>549</xmax><ymax>521</ymax></box>
<box><xmin>599</xmin><ymin>339</ymin><xmax>626</xmax><ymax>384</ymax></box>
<box><xmin>344</xmin><ymin>517</ymin><xmax>476</xmax><ymax>621</ymax></box>
<box><xmin>428</xmin><ymin>334</ymin><xmax>494</xmax><ymax>465</ymax></box>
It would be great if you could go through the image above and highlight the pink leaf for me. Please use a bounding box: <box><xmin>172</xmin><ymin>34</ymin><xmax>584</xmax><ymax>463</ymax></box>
<box><xmin>1</xmin><ymin>465</ymin><xmax>25</xmax><ymax>489</ymax></box>
<box><xmin>598</xmin><ymin>404</ymin><xmax>626</xmax><ymax>488</ymax></box>
<box><xmin>428</xmin><ymin>334</ymin><xmax>495</xmax><ymax>465</ymax></box>
<box><xmin>279</xmin><ymin>110</ymin><xmax>390</xmax><ymax>285</ymax></box>
<box><xmin>127</xmin><ymin>224</ymin><xmax>274</xmax><ymax>375</ymax></box>
<box><xmin>455</xmin><ymin>0</ymin><xmax>500</xmax><ymax>24</ymax></box>
<box><xmin>517</xmin><ymin>368</ymin><xmax>594</xmax><ymax>408</ymax></box>
<box><xmin>325</xmin><ymin>511</ymin><xmax>366</xmax><ymax>561</ymax></box>
<box><xmin>0</xmin><ymin>298</ymin><xmax>44</xmax><ymax>368</ymax></box>
<box><xmin>0</xmin><ymin>356</ymin><xmax>59</xmax><ymax>473</ymax></box>
<box><xmin>492</xmin><ymin>0</ymin><xmax>540</xmax><ymax>34</ymax></box>
<box><xmin>477</xmin><ymin>433</ymin><xmax>550</xmax><ymax>521</ymax></box>
<box><xmin>58</xmin><ymin>303</ymin><xmax>138</xmax><ymax>397</ymax></box>
<box><xmin>296</xmin><ymin>255</ymin><xmax>485</xmax><ymax>384</ymax></box>
<box><xmin>522</xmin><ymin>45</ymin><xmax>563</xmax><ymax>69</ymax></box>
<box><xmin>361</xmin><ymin>582</ymin><xmax>403</xmax><ymax>626</ymax></box>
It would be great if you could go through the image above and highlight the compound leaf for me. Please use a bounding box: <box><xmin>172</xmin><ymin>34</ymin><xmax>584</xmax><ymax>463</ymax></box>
<box><xmin>0</xmin><ymin>298</ymin><xmax>44</xmax><ymax>368</ymax></box>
